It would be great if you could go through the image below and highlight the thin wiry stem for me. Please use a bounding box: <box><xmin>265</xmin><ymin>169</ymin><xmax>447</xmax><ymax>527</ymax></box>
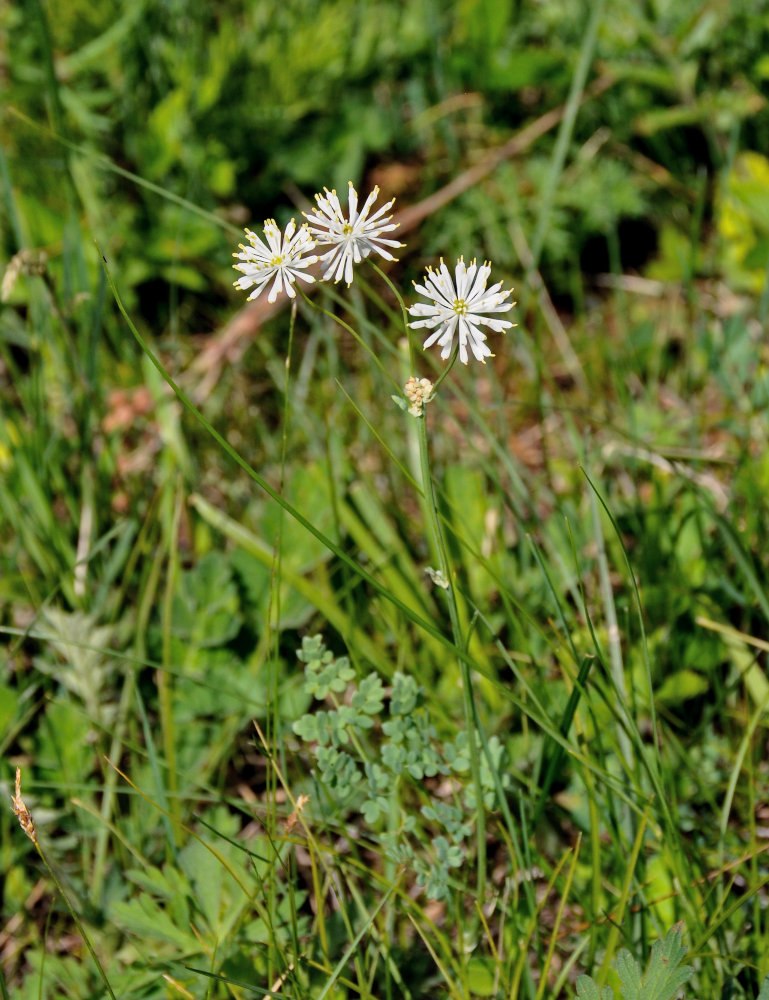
<box><xmin>414</xmin><ymin>383</ymin><xmax>488</xmax><ymax>898</ymax></box>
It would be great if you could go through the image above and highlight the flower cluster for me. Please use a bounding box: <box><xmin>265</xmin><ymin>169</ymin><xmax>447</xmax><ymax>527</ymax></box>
<box><xmin>233</xmin><ymin>182</ymin><xmax>516</xmax><ymax>366</ymax></box>
<box><xmin>233</xmin><ymin>183</ymin><xmax>401</xmax><ymax>304</ymax></box>
<box><xmin>404</xmin><ymin>376</ymin><xmax>433</xmax><ymax>417</ymax></box>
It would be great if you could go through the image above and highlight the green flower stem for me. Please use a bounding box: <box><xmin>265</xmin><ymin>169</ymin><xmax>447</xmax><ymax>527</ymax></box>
<box><xmin>159</xmin><ymin>478</ymin><xmax>183</xmax><ymax>845</ymax></box>
<box><xmin>298</xmin><ymin>285</ymin><xmax>400</xmax><ymax>392</ymax></box>
<box><xmin>415</xmin><ymin>385</ymin><xmax>487</xmax><ymax>898</ymax></box>
<box><xmin>265</xmin><ymin>300</ymin><xmax>297</xmax><ymax>990</ymax></box>
<box><xmin>386</xmin><ymin>784</ymin><xmax>401</xmax><ymax>889</ymax></box>
<box><xmin>268</xmin><ymin>297</ymin><xmax>297</xmax><ymax>757</ymax></box>
<box><xmin>368</xmin><ymin>260</ymin><xmax>418</xmax><ymax>375</ymax></box>
<box><xmin>429</xmin><ymin>352</ymin><xmax>459</xmax><ymax>398</ymax></box>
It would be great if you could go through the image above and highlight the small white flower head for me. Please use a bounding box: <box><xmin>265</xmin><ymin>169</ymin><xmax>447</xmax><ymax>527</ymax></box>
<box><xmin>1</xmin><ymin>248</ymin><xmax>47</xmax><ymax>302</ymax></box>
<box><xmin>303</xmin><ymin>181</ymin><xmax>402</xmax><ymax>286</ymax></box>
<box><xmin>408</xmin><ymin>257</ymin><xmax>516</xmax><ymax>365</ymax></box>
<box><xmin>424</xmin><ymin>566</ymin><xmax>450</xmax><ymax>590</ymax></box>
<box><xmin>404</xmin><ymin>376</ymin><xmax>434</xmax><ymax>417</ymax></box>
<box><xmin>233</xmin><ymin>218</ymin><xmax>318</xmax><ymax>303</ymax></box>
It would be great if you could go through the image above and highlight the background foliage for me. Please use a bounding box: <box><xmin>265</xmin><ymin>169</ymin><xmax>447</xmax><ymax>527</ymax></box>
<box><xmin>4</xmin><ymin>0</ymin><xmax>769</xmax><ymax>997</ymax></box>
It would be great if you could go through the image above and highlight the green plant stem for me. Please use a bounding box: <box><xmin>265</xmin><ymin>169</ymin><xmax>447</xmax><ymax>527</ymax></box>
<box><xmin>31</xmin><ymin>838</ymin><xmax>118</xmax><ymax>1000</ymax></box>
<box><xmin>315</xmin><ymin>880</ymin><xmax>400</xmax><ymax>1000</ymax></box>
<box><xmin>368</xmin><ymin>260</ymin><xmax>417</xmax><ymax>374</ymax></box>
<box><xmin>415</xmin><ymin>383</ymin><xmax>487</xmax><ymax>898</ymax></box>
<box><xmin>159</xmin><ymin>477</ymin><xmax>183</xmax><ymax>845</ymax></box>
<box><xmin>597</xmin><ymin>801</ymin><xmax>651</xmax><ymax>987</ymax></box>
<box><xmin>429</xmin><ymin>361</ymin><xmax>458</xmax><ymax>399</ymax></box>
<box><xmin>269</xmin><ymin>301</ymin><xmax>296</xmax><ymax>745</ymax></box>
<box><xmin>385</xmin><ymin>784</ymin><xmax>400</xmax><ymax>933</ymax></box>
<box><xmin>264</xmin><ymin>302</ymin><xmax>296</xmax><ymax>987</ymax></box>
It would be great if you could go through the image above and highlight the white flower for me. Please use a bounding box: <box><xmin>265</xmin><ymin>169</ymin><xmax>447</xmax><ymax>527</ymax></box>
<box><xmin>233</xmin><ymin>218</ymin><xmax>317</xmax><ymax>303</ymax></box>
<box><xmin>303</xmin><ymin>182</ymin><xmax>402</xmax><ymax>286</ymax></box>
<box><xmin>408</xmin><ymin>257</ymin><xmax>516</xmax><ymax>365</ymax></box>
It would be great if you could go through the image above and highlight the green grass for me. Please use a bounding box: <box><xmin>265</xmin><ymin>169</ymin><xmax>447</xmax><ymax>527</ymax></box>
<box><xmin>4</xmin><ymin>1</ymin><xmax>769</xmax><ymax>998</ymax></box>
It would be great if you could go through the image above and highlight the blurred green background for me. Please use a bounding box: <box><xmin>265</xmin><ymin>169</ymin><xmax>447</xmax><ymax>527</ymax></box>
<box><xmin>7</xmin><ymin>0</ymin><xmax>769</xmax><ymax>324</ymax></box>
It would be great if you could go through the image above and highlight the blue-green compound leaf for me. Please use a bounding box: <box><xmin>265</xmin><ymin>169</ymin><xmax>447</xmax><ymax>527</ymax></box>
<box><xmin>382</xmin><ymin>716</ymin><xmax>409</xmax><ymax>742</ymax></box>
<box><xmin>315</xmin><ymin>746</ymin><xmax>362</xmax><ymax>796</ymax></box>
<box><xmin>297</xmin><ymin>634</ymin><xmax>326</xmax><ymax>663</ymax></box>
<box><xmin>364</xmin><ymin>761</ymin><xmax>391</xmax><ymax>794</ymax></box>
<box><xmin>293</xmin><ymin>709</ymin><xmax>345</xmax><ymax>746</ymax></box>
<box><xmin>433</xmin><ymin>836</ymin><xmax>464</xmax><ymax>869</ymax></box>
<box><xmin>445</xmin><ymin>731</ymin><xmax>472</xmax><ymax>773</ymax></box>
<box><xmin>390</xmin><ymin>672</ymin><xmax>420</xmax><ymax>715</ymax></box>
<box><xmin>421</xmin><ymin>801</ymin><xmax>473</xmax><ymax>843</ymax></box>
<box><xmin>381</xmin><ymin>741</ymin><xmax>406</xmax><ymax>774</ymax></box>
<box><xmin>361</xmin><ymin>796</ymin><xmax>388</xmax><ymax>823</ymax></box>
<box><xmin>300</xmin><ymin>635</ymin><xmax>356</xmax><ymax>699</ymax></box>
<box><xmin>352</xmin><ymin>672</ymin><xmax>385</xmax><ymax>715</ymax></box>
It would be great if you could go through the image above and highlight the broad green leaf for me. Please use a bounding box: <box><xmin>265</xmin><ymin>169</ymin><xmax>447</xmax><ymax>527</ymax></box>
<box><xmin>0</xmin><ymin>682</ymin><xmax>20</xmax><ymax>738</ymax></box>
<box><xmin>179</xmin><ymin>837</ymin><xmax>227</xmax><ymax>934</ymax></box>
<box><xmin>110</xmin><ymin>896</ymin><xmax>199</xmax><ymax>952</ymax></box>
<box><xmin>171</xmin><ymin>551</ymin><xmax>241</xmax><ymax>649</ymax></box>
<box><xmin>576</xmin><ymin>976</ymin><xmax>614</xmax><ymax>1000</ymax></box>
<box><xmin>466</xmin><ymin>956</ymin><xmax>497</xmax><ymax>997</ymax></box>
<box><xmin>655</xmin><ymin>668</ymin><xmax>709</xmax><ymax>706</ymax></box>
<box><xmin>614</xmin><ymin>927</ymin><xmax>692</xmax><ymax>1000</ymax></box>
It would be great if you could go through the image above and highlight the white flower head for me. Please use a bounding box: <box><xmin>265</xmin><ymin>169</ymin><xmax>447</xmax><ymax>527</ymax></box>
<box><xmin>233</xmin><ymin>218</ymin><xmax>318</xmax><ymax>304</ymax></box>
<box><xmin>303</xmin><ymin>181</ymin><xmax>402</xmax><ymax>286</ymax></box>
<box><xmin>408</xmin><ymin>257</ymin><xmax>516</xmax><ymax>365</ymax></box>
